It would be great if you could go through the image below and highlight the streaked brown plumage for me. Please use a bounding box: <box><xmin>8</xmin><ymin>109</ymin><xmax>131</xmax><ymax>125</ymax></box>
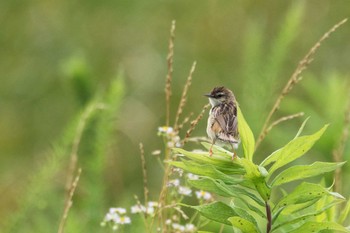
<box><xmin>204</xmin><ymin>86</ymin><xmax>240</xmax><ymax>158</ymax></box>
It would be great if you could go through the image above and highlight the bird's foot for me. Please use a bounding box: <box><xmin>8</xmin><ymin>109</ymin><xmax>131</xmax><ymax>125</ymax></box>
<box><xmin>209</xmin><ymin>148</ymin><xmax>213</xmax><ymax>157</ymax></box>
<box><xmin>231</xmin><ymin>151</ymin><xmax>237</xmax><ymax>160</ymax></box>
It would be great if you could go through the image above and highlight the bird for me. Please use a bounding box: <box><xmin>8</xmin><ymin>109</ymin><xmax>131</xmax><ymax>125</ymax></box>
<box><xmin>204</xmin><ymin>86</ymin><xmax>240</xmax><ymax>159</ymax></box>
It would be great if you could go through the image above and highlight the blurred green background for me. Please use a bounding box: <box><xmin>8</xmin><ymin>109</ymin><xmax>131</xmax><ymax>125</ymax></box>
<box><xmin>1</xmin><ymin>0</ymin><xmax>350</xmax><ymax>232</ymax></box>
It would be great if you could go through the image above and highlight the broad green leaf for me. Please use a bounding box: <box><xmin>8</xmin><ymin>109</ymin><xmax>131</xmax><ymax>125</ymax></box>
<box><xmin>229</xmin><ymin>204</ymin><xmax>259</xmax><ymax>228</ymax></box>
<box><xmin>288</xmin><ymin>221</ymin><xmax>350</xmax><ymax>233</ymax></box>
<box><xmin>191</xmin><ymin>201</ymin><xmax>238</xmax><ymax>225</ymax></box>
<box><xmin>278</xmin><ymin>199</ymin><xmax>319</xmax><ymax>216</ymax></box>
<box><xmin>188</xmin><ymin>177</ymin><xmax>265</xmax><ymax>206</ymax></box>
<box><xmin>233</xmin><ymin>186</ymin><xmax>265</xmax><ymax>207</ymax></box>
<box><xmin>201</xmin><ymin>142</ymin><xmax>235</xmax><ymax>159</ymax></box>
<box><xmin>228</xmin><ymin>217</ymin><xmax>258</xmax><ymax>233</ymax></box>
<box><xmin>273</xmin><ymin>200</ymin><xmax>343</xmax><ymax>232</ymax></box>
<box><xmin>338</xmin><ymin>196</ymin><xmax>350</xmax><ymax>224</ymax></box>
<box><xmin>188</xmin><ymin>177</ymin><xmax>236</xmax><ymax>197</ymax></box>
<box><xmin>172</xmin><ymin>148</ymin><xmax>239</xmax><ymax>167</ymax></box>
<box><xmin>266</xmin><ymin>125</ymin><xmax>328</xmax><ymax>176</ymax></box>
<box><xmin>259</xmin><ymin>148</ymin><xmax>282</xmax><ymax>168</ymax></box>
<box><xmin>270</xmin><ymin>161</ymin><xmax>346</xmax><ymax>186</ymax></box>
<box><xmin>170</xmin><ymin>160</ymin><xmax>244</xmax><ymax>184</ymax></box>
<box><xmin>237</xmin><ymin>105</ymin><xmax>255</xmax><ymax>161</ymax></box>
<box><xmin>275</xmin><ymin>182</ymin><xmax>343</xmax><ymax>211</ymax></box>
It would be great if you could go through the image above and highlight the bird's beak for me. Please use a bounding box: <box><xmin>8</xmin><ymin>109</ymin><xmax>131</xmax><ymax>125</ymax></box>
<box><xmin>204</xmin><ymin>93</ymin><xmax>213</xmax><ymax>98</ymax></box>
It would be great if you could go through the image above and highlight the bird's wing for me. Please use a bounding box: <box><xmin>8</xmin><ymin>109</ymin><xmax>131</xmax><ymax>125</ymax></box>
<box><xmin>212</xmin><ymin>102</ymin><xmax>239</xmax><ymax>139</ymax></box>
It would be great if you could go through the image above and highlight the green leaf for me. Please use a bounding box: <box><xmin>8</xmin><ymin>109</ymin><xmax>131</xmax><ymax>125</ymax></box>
<box><xmin>170</xmin><ymin>160</ymin><xmax>244</xmax><ymax>184</ymax></box>
<box><xmin>270</xmin><ymin>161</ymin><xmax>346</xmax><ymax>186</ymax></box>
<box><xmin>188</xmin><ymin>177</ymin><xmax>236</xmax><ymax>198</ymax></box>
<box><xmin>237</xmin><ymin>105</ymin><xmax>255</xmax><ymax>161</ymax></box>
<box><xmin>188</xmin><ymin>177</ymin><xmax>265</xmax><ymax>206</ymax></box>
<box><xmin>230</xmin><ymin>204</ymin><xmax>259</xmax><ymax>228</ymax></box>
<box><xmin>294</xmin><ymin>116</ymin><xmax>310</xmax><ymax>138</ymax></box>
<box><xmin>287</xmin><ymin>221</ymin><xmax>350</xmax><ymax>233</ymax></box>
<box><xmin>191</xmin><ymin>201</ymin><xmax>238</xmax><ymax>225</ymax></box>
<box><xmin>201</xmin><ymin>142</ymin><xmax>235</xmax><ymax>159</ymax></box>
<box><xmin>275</xmin><ymin>182</ymin><xmax>343</xmax><ymax>211</ymax></box>
<box><xmin>338</xmin><ymin>196</ymin><xmax>350</xmax><ymax>224</ymax></box>
<box><xmin>265</xmin><ymin>125</ymin><xmax>328</xmax><ymax>176</ymax></box>
<box><xmin>273</xmin><ymin>200</ymin><xmax>344</xmax><ymax>232</ymax></box>
<box><xmin>172</xmin><ymin>148</ymin><xmax>239</xmax><ymax>167</ymax></box>
<box><xmin>228</xmin><ymin>217</ymin><xmax>259</xmax><ymax>233</ymax></box>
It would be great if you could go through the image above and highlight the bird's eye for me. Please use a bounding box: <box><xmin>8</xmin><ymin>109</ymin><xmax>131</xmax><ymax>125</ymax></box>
<box><xmin>216</xmin><ymin>93</ymin><xmax>225</xmax><ymax>98</ymax></box>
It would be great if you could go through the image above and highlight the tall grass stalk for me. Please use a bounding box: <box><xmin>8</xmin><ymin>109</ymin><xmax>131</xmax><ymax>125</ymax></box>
<box><xmin>256</xmin><ymin>18</ymin><xmax>348</xmax><ymax>149</ymax></box>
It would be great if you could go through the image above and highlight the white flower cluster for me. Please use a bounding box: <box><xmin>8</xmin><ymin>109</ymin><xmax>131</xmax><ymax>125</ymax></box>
<box><xmin>101</xmin><ymin>202</ymin><xmax>160</xmax><ymax>231</ymax></box>
<box><xmin>166</xmin><ymin>172</ymin><xmax>212</xmax><ymax>201</ymax></box>
<box><xmin>165</xmin><ymin>219</ymin><xmax>196</xmax><ymax>233</ymax></box>
<box><xmin>130</xmin><ymin>201</ymin><xmax>158</xmax><ymax>216</ymax></box>
<box><xmin>158</xmin><ymin>126</ymin><xmax>182</xmax><ymax>148</ymax></box>
<box><xmin>167</xmin><ymin>178</ymin><xmax>192</xmax><ymax>196</ymax></box>
<box><xmin>101</xmin><ymin>207</ymin><xmax>131</xmax><ymax>230</ymax></box>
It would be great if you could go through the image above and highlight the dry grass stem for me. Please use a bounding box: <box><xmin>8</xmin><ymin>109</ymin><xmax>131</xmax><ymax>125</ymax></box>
<box><xmin>65</xmin><ymin>104</ymin><xmax>100</xmax><ymax>199</ymax></box>
<box><xmin>332</xmin><ymin>93</ymin><xmax>350</xmax><ymax>194</ymax></box>
<box><xmin>165</xmin><ymin>20</ymin><xmax>176</xmax><ymax>126</ymax></box>
<box><xmin>174</xmin><ymin>61</ymin><xmax>197</xmax><ymax>130</ymax></box>
<box><xmin>256</xmin><ymin>18</ymin><xmax>348</xmax><ymax>149</ymax></box>
<box><xmin>262</xmin><ymin>112</ymin><xmax>305</xmax><ymax>140</ymax></box>
<box><xmin>177</xmin><ymin>112</ymin><xmax>194</xmax><ymax>131</ymax></box>
<box><xmin>162</xmin><ymin>204</ymin><xmax>189</xmax><ymax>220</ymax></box>
<box><xmin>139</xmin><ymin>143</ymin><xmax>149</xmax><ymax>212</ymax></box>
<box><xmin>58</xmin><ymin>168</ymin><xmax>82</xmax><ymax>233</ymax></box>
<box><xmin>183</xmin><ymin>103</ymin><xmax>210</xmax><ymax>144</ymax></box>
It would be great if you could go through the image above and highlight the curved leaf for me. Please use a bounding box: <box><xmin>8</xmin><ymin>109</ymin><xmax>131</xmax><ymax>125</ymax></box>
<box><xmin>237</xmin><ymin>105</ymin><xmax>255</xmax><ymax>161</ymax></box>
<box><xmin>272</xmin><ymin>200</ymin><xmax>344</xmax><ymax>232</ymax></box>
<box><xmin>172</xmin><ymin>148</ymin><xmax>239</xmax><ymax>167</ymax></box>
<box><xmin>228</xmin><ymin>217</ymin><xmax>259</xmax><ymax>233</ymax></box>
<box><xmin>275</xmin><ymin>182</ymin><xmax>343</xmax><ymax>211</ymax></box>
<box><xmin>170</xmin><ymin>160</ymin><xmax>244</xmax><ymax>183</ymax></box>
<box><xmin>288</xmin><ymin>221</ymin><xmax>350</xmax><ymax>233</ymax></box>
<box><xmin>270</xmin><ymin>161</ymin><xmax>346</xmax><ymax>186</ymax></box>
<box><xmin>191</xmin><ymin>201</ymin><xmax>238</xmax><ymax>225</ymax></box>
<box><xmin>266</xmin><ymin>125</ymin><xmax>328</xmax><ymax>177</ymax></box>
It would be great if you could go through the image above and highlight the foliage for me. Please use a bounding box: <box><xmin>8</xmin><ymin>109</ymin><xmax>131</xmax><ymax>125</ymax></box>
<box><xmin>171</xmin><ymin>108</ymin><xmax>349</xmax><ymax>232</ymax></box>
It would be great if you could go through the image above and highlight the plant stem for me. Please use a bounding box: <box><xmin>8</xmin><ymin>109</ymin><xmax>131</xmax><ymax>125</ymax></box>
<box><xmin>266</xmin><ymin>201</ymin><xmax>272</xmax><ymax>233</ymax></box>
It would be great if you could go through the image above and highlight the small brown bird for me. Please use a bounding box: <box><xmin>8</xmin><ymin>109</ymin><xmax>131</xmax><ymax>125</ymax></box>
<box><xmin>204</xmin><ymin>86</ymin><xmax>240</xmax><ymax>158</ymax></box>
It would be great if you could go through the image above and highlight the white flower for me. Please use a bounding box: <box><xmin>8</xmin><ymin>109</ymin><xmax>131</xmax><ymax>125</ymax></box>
<box><xmin>186</xmin><ymin>173</ymin><xmax>199</xmax><ymax>180</ymax></box>
<box><xmin>109</xmin><ymin>207</ymin><xmax>126</xmax><ymax>215</ymax></box>
<box><xmin>195</xmin><ymin>190</ymin><xmax>212</xmax><ymax>200</ymax></box>
<box><xmin>158</xmin><ymin>126</ymin><xmax>174</xmax><ymax>134</ymax></box>
<box><xmin>167</xmin><ymin>179</ymin><xmax>180</xmax><ymax>187</ymax></box>
<box><xmin>172</xmin><ymin>223</ymin><xmax>185</xmax><ymax>231</ymax></box>
<box><xmin>131</xmin><ymin>204</ymin><xmax>145</xmax><ymax>214</ymax></box>
<box><xmin>151</xmin><ymin>150</ymin><xmax>161</xmax><ymax>155</ymax></box>
<box><xmin>105</xmin><ymin>212</ymin><xmax>119</xmax><ymax>222</ymax></box>
<box><xmin>178</xmin><ymin>186</ymin><xmax>192</xmax><ymax>196</ymax></box>
<box><xmin>165</xmin><ymin>219</ymin><xmax>172</xmax><ymax>225</ymax></box>
<box><xmin>173</xmin><ymin>167</ymin><xmax>184</xmax><ymax>176</ymax></box>
<box><xmin>112</xmin><ymin>224</ymin><xmax>118</xmax><ymax>231</ymax></box>
<box><xmin>131</xmin><ymin>203</ymin><xmax>156</xmax><ymax>215</ymax></box>
<box><xmin>145</xmin><ymin>206</ymin><xmax>155</xmax><ymax>215</ymax></box>
<box><xmin>147</xmin><ymin>201</ymin><xmax>159</xmax><ymax>207</ymax></box>
<box><xmin>167</xmin><ymin>141</ymin><xmax>175</xmax><ymax>148</ymax></box>
<box><xmin>115</xmin><ymin>216</ymin><xmax>131</xmax><ymax>225</ymax></box>
<box><xmin>185</xmin><ymin>223</ymin><xmax>196</xmax><ymax>232</ymax></box>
